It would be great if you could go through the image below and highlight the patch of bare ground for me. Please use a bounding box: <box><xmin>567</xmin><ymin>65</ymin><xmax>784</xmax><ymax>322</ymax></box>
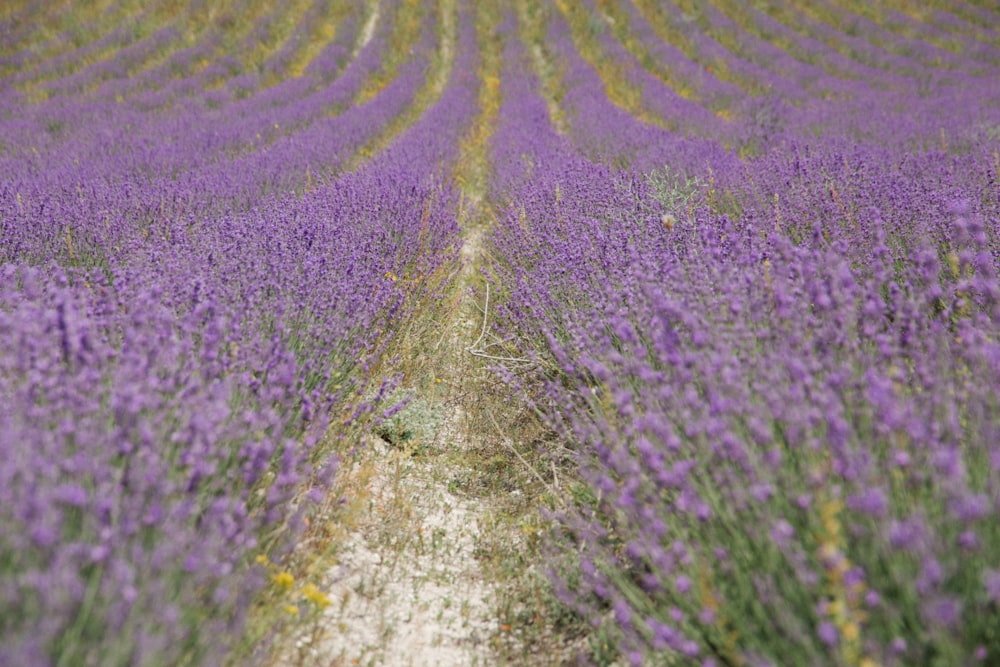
<box><xmin>251</xmin><ymin>1</ymin><xmax>595</xmax><ymax>664</ymax></box>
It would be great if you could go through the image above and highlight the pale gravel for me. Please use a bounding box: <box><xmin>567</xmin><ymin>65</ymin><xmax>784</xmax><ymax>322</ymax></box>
<box><xmin>302</xmin><ymin>425</ymin><xmax>495</xmax><ymax>666</ymax></box>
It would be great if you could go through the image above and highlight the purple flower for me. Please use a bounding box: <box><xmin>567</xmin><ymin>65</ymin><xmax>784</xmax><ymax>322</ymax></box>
<box><xmin>983</xmin><ymin>569</ymin><xmax>1000</xmax><ymax>603</ymax></box>
<box><xmin>770</xmin><ymin>519</ymin><xmax>795</xmax><ymax>543</ymax></box>
<box><xmin>53</xmin><ymin>484</ymin><xmax>88</xmax><ymax>507</ymax></box>
<box><xmin>951</xmin><ymin>493</ymin><xmax>990</xmax><ymax>523</ymax></box>
<box><xmin>924</xmin><ymin>597</ymin><xmax>962</xmax><ymax>628</ymax></box>
<box><xmin>817</xmin><ymin>621</ymin><xmax>838</xmax><ymax>646</ymax></box>
<box><xmin>889</xmin><ymin>515</ymin><xmax>927</xmax><ymax>551</ymax></box>
<box><xmin>917</xmin><ymin>559</ymin><xmax>943</xmax><ymax>594</ymax></box>
<box><xmin>614</xmin><ymin>598</ymin><xmax>632</xmax><ymax>628</ymax></box>
<box><xmin>847</xmin><ymin>487</ymin><xmax>888</xmax><ymax>518</ymax></box>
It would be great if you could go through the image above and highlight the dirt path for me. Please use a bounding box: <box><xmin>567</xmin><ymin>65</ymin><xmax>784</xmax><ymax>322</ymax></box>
<box><xmin>243</xmin><ymin>2</ymin><xmax>592</xmax><ymax>664</ymax></box>
<box><xmin>298</xmin><ymin>225</ymin><xmax>497</xmax><ymax>666</ymax></box>
<box><xmin>271</xmin><ymin>1</ymin><xmax>505</xmax><ymax>665</ymax></box>
<box><xmin>356</xmin><ymin>0</ymin><xmax>380</xmax><ymax>55</ymax></box>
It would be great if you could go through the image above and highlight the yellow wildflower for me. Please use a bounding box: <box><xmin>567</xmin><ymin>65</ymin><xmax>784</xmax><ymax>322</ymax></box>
<box><xmin>302</xmin><ymin>584</ymin><xmax>332</xmax><ymax>609</ymax></box>
<box><xmin>272</xmin><ymin>571</ymin><xmax>295</xmax><ymax>589</ymax></box>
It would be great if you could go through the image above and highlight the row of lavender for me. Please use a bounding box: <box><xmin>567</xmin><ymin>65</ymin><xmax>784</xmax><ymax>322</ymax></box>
<box><xmin>1</xmin><ymin>0</ymin><xmax>354</xmax><ymax>100</ymax></box>
<box><xmin>559</xmin><ymin>0</ymin><xmax>1000</xmax><ymax>163</ymax></box>
<box><xmin>487</xmin><ymin>2</ymin><xmax>1000</xmax><ymax>664</ymax></box>
<box><xmin>0</xmin><ymin>1</ymin><xmax>483</xmax><ymax>664</ymax></box>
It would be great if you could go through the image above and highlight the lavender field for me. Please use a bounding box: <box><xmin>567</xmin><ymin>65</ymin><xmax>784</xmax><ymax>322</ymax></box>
<box><xmin>3</xmin><ymin>0</ymin><xmax>1000</xmax><ymax>665</ymax></box>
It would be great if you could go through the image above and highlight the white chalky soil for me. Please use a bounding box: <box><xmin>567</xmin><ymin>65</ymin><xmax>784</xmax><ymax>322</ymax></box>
<box><xmin>299</xmin><ymin>225</ymin><xmax>495</xmax><ymax>666</ymax></box>
<box><xmin>311</xmin><ymin>439</ymin><xmax>494</xmax><ymax>666</ymax></box>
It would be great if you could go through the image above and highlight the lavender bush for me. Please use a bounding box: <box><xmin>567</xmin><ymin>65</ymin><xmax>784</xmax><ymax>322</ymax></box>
<box><xmin>0</xmin><ymin>0</ymin><xmax>462</xmax><ymax>662</ymax></box>
<box><xmin>537</xmin><ymin>187</ymin><xmax>1000</xmax><ymax>665</ymax></box>
<box><xmin>0</xmin><ymin>263</ymin><xmax>308</xmax><ymax>665</ymax></box>
<box><xmin>486</xmin><ymin>1</ymin><xmax>1000</xmax><ymax>664</ymax></box>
